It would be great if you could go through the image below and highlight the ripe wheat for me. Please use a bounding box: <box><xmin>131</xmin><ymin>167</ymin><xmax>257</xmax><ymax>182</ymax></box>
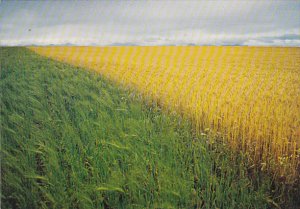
<box><xmin>30</xmin><ymin>46</ymin><xmax>300</xmax><ymax>180</ymax></box>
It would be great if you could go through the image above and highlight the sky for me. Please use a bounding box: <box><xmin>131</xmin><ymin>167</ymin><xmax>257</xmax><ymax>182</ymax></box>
<box><xmin>0</xmin><ymin>1</ymin><xmax>300</xmax><ymax>46</ymax></box>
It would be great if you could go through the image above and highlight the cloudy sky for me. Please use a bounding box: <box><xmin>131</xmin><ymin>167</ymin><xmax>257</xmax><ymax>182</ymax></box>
<box><xmin>0</xmin><ymin>1</ymin><xmax>299</xmax><ymax>46</ymax></box>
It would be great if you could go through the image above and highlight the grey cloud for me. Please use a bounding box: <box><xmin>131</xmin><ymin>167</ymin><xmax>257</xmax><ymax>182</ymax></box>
<box><xmin>0</xmin><ymin>1</ymin><xmax>299</xmax><ymax>46</ymax></box>
<box><xmin>272</xmin><ymin>34</ymin><xmax>300</xmax><ymax>40</ymax></box>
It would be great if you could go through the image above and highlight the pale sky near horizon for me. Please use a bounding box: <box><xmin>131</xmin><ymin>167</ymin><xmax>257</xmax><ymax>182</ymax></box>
<box><xmin>0</xmin><ymin>1</ymin><xmax>299</xmax><ymax>46</ymax></box>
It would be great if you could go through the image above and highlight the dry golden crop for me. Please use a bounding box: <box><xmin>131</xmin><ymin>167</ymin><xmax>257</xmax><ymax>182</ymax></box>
<box><xmin>30</xmin><ymin>46</ymin><xmax>300</xmax><ymax>180</ymax></box>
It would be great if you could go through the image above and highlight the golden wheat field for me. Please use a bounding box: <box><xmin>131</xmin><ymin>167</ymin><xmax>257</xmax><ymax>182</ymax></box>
<box><xmin>30</xmin><ymin>46</ymin><xmax>300</xmax><ymax>180</ymax></box>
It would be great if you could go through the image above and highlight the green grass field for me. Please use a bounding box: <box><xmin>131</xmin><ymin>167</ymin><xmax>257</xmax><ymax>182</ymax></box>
<box><xmin>1</xmin><ymin>48</ymin><xmax>298</xmax><ymax>208</ymax></box>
